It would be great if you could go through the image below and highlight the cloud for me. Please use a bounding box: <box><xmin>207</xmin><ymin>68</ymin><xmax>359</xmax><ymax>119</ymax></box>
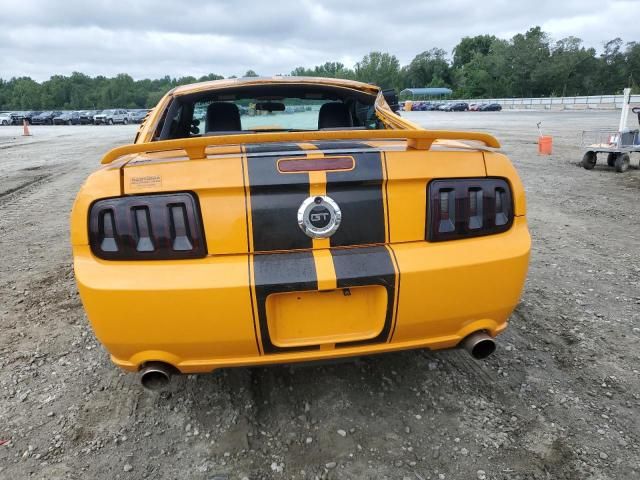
<box><xmin>0</xmin><ymin>0</ymin><xmax>636</xmax><ymax>80</ymax></box>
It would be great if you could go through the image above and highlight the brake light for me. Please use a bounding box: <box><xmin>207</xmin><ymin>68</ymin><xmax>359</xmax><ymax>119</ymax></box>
<box><xmin>427</xmin><ymin>178</ymin><xmax>513</xmax><ymax>241</ymax></box>
<box><xmin>88</xmin><ymin>192</ymin><xmax>206</xmax><ymax>260</ymax></box>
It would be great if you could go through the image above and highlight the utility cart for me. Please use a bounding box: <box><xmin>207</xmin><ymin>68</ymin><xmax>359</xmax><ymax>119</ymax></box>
<box><xmin>581</xmin><ymin>88</ymin><xmax>640</xmax><ymax>172</ymax></box>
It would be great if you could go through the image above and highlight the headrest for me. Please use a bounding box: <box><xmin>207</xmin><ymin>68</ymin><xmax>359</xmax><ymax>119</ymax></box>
<box><xmin>318</xmin><ymin>102</ymin><xmax>353</xmax><ymax>129</ymax></box>
<box><xmin>206</xmin><ymin>102</ymin><xmax>241</xmax><ymax>132</ymax></box>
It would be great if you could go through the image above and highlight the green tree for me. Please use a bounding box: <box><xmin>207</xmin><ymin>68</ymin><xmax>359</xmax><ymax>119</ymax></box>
<box><xmin>625</xmin><ymin>42</ymin><xmax>640</xmax><ymax>92</ymax></box>
<box><xmin>354</xmin><ymin>52</ymin><xmax>401</xmax><ymax>90</ymax></box>
<box><xmin>453</xmin><ymin>35</ymin><xmax>496</xmax><ymax>68</ymax></box>
<box><xmin>405</xmin><ymin>48</ymin><xmax>452</xmax><ymax>88</ymax></box>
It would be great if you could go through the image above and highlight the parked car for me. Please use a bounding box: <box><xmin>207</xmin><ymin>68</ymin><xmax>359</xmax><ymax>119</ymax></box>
<box><xmin>78</xmin><ymin>111</ymin><xmax>98</xmax><ymax>125</ymax></box>
<box><xmin>53</xmin><ymin>112</ymin><xmax>81</xmax><ymax>125</ymax></box>
<box><xmin>31</xmin><ymin>111</ymin><xmax>62</xmax><ymax>125</ymax></box>
<box><xmin>23</xmin><ymin>111</ymin><xmax>42</xmax><ymax>124</ymax></box>
<box><xmin>437</xmin><ymin>103</ymin><xmax>450</xmax><ymax>111</ymax></box>
<box><xmin>0</xmin><ymin>112</ymin><xmax>12</xmax><ymax>125</ymax></box>
<box><xmin>8</xmin><ymin>112</ymin><xmax>25</xmax><ymax>125</ymax></box>
<box><xmin>128</xmin><ymin>110</ymin><xmax>149</xmax><ymax>124</ymax></box>
<box><xmin>469</xmin><ymin>103</ymin><xmax>485</xmax><ymax>111</ymax></box>
<box><xmin>70</xmin><ymin>76</ymin><xmax>530</xmax><ymax>389</ymax></box>
<box><xmin>480</xmin><ymin>103</ymin><xmax>502</xmax><ymax>111</ymax></box>
<box><xmin>94</xmin><ymin>109</ymin><xmax>130</xmax><ymax>125</ymax></box>
<box><xmin>449</xmin><ymin>102</ymin><xmax>469</xmax><ymax>112</ymax></box>
<box><xmin>91</xmin><ymin>111</ymin><xmax>104</xmax><ymax>124</ymax></box>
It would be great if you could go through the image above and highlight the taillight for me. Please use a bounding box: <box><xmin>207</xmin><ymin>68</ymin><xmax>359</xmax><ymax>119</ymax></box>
<box><xmin>88</xmin><ymin>192</ymin><xmax>206</xmax><ymax>260</ymax></box>
<box><xmin>427</xmin><ymin>178</ymin><xmax>513</xmax><ymax>241</ymax></box>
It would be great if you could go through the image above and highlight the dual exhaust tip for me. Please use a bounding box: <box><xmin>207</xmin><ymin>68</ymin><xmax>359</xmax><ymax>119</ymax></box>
<box><xmin>461</xmin><ymin>331</ymin><xmax>496</xmax><ymax>359</ymax></box>
<box><xmin>138</xmin><ymin>332</ymin><xmax>496</xmax><ymax>390</ymax></box>
<box><xmin>140</xmin><ymin>362</ymin><xmax>174</xmax><ymax>391</ymax></box>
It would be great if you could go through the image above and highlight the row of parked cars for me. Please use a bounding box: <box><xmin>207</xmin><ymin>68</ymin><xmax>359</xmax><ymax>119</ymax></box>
<box><xmin>0</xmin><ymin>109</ymin><xmax>150</xmax><ymax>126</ymax></box>
<box><xmin>403</xmin><ymin>101</ymin><xmax>502</xmax><ymax>112</ymax></box>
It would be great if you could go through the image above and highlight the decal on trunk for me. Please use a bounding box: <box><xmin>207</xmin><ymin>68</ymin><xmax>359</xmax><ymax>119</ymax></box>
<box><xmin>253</xmin><ymin>251</ymin><xmax>319</xmax><ymax>353</ymax></box>
<box><xmin>242</xmin><ymin>142</ymin><xmax>398</xmax><ymax>355</ymax></box>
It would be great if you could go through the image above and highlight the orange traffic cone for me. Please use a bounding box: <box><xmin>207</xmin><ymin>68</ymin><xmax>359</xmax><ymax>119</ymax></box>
<box><xmin>22</xmin><ymin>119</ymin><xmax>31</xmax><ymax>136</ymax></box>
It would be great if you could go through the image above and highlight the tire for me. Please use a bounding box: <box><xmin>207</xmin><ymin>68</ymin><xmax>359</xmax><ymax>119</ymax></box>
<box><xmin>581</xmin><ymin>151</ymin><xmax>597</xmax><ymax>170</ymax></box>
<box><xmin>108</xmin><ymin>119</ymin><xmax>114</xmax><ymax>125</ymax></box>
<box><xmin>67</xmin><ymin>120</ymin><xmax>72</xmax><ymax>126</ymax></box>
<box><xmin>607</xmin><ymin>153</ymin><xmax>617</xmax><ymax>167</ymax></box>
<box><xmin>614</xmin><ymin>153</ymin><xmax>630</xmax><ymax>173</ymax></box>
<box><xmin>123</xmin><ymin>118</ymin><xmax>128</xmax><ymax>125</ymax></box>
<box><xmin>1</xmin><ymin>120</ymin><xmax>7</xmax><ymax>126</ymax></box>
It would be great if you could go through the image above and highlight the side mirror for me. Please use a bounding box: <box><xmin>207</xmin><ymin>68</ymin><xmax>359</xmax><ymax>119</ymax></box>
<box><xmin>382</xmin><ymin>89</ymin><xmax>399</xmax><ymax>112</ymax></box>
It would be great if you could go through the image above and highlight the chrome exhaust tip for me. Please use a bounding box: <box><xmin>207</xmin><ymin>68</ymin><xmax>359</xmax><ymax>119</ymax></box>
<box><xmin>461</xmin><ymin>332</ymin><xmax>496</xmax><ymax>359</ymax></box>
<box><xmin>140</xmin><ymin>362</ymin><xmax>173</xmax><ymax>390</ymax></box>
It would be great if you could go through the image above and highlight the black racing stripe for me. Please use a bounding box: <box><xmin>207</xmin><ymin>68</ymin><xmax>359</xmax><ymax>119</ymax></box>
<box><xmin>331</xmin><ymin>246</ymin><xmax>396</xmax><ymax>347</ymax></box>
<box><xmin>311</xmin><ymin>140</ymin><xmax>372</xmax><ymax>151</ymax></box>
<box><xmin>246</xmin><ymin>143</ymin><xmax>312</xmax><ymax>251</ymax></box>
<box><xmin>245</xmin><ymin>143</ymin><xmax>305</xmax><ymax>154</ymax></box>
<box><xmin>253</xmin><ymin>251</ymin><xmax>319</xmax><ymax>353</ymax></box>
<box><xmin>326</xmin><ymin>151</ymin><xmax>385</xmax><ymax>247</ymax></box>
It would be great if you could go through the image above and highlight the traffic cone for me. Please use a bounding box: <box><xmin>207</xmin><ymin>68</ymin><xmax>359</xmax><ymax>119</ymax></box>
<box><xmin>22</xmin><ymin>119</ymin><xmax>31</xmax><ymax>136</ymax></box>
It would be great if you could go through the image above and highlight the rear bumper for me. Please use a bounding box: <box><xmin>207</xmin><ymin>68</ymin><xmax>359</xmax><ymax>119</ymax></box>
<box><xmin>74</xmin><ymin>217</ymin><xmax>530</xmax><ymax>373</ymax></box>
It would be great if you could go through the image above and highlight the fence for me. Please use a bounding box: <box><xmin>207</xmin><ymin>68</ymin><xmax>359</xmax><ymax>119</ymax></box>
<box><xmin>459</xmin><ymin>94</ymin><xmax>640</xmax><ymax>110</ymax></box>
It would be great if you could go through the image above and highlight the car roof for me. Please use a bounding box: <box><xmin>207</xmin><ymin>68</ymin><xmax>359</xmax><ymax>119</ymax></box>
<box><xmin>171</xmin><ymin>76</ymin><xmax>381</xmax><ymax>97</ymax></box>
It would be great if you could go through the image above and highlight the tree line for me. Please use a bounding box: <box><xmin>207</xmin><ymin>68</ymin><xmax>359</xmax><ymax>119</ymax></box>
<box><xmin>1</xmin><ymin>27</ymin><xmax>638</xmax><ymax>110</ymax></box>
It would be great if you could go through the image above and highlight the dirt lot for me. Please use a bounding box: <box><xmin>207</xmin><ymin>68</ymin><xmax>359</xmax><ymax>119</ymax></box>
<box><xmin>1</xmin><ymin>111</ymin><xmax>639</xmax><ymax>480</ymax></box>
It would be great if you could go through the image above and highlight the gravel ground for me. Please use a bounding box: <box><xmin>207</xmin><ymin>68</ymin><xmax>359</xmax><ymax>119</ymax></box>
<box><xmin>0</xmin><ymin>111</ymin><xmax>639</xmax><ymax>480</ymax></box>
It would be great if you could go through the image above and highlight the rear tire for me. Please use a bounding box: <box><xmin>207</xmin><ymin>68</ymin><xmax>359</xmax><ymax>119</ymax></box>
<box><xmin>607</xmin><ymin>153</ymin><xmax>617</xmax><ymax>167</ymax></box>
<box><xmin>108</xmin><ymin>119</ymin><xmax>114</xmax><ymax>125</ymax></box>
<box><xmin>123</xmin><ymin>118</ymin><xmax>128</xmax><ymax>125</ymax></box>
<box><xmin>1</xmin><ymin>120</ymin><xmax>7</xmax><ymax>126</ymax></box>
<box><xmin>581</xmin><ymin>151</ymin><xmax>597</xmax><ymax>170</ymax></box>
<box><xmin>614</xmin><ymin>153</ymin><xmax>630</xmax><ymax>173</ymax></box>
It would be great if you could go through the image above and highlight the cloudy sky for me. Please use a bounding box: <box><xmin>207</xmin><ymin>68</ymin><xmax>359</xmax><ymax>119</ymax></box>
<box><xmin>0</xmin><ymin>0</ymin><xmax>637</xmax><ymax>81</ymax></box>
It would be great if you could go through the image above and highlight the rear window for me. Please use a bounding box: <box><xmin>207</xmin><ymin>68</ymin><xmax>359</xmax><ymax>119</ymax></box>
<box><xmin>195</xmin><ymin>99</ymin><xmax>330</xmax><ymax>131</ymax></box>
<box><xmin>153</xmin><ymin>86</ymin><xmax>379</xmax><ymax>140</ymax></box>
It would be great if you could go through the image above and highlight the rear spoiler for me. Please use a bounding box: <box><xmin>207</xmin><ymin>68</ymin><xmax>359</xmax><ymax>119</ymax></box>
<box><xmin>101</xmin><ymin>129</ymin><xmax>500</xmax><ymax>165</ymax></box>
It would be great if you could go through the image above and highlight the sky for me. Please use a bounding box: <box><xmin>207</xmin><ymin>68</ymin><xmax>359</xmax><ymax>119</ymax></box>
<box><xmin>0</xmin><ymin>0</ymin><xmax>638</xmax><ymax>81</ymax></box>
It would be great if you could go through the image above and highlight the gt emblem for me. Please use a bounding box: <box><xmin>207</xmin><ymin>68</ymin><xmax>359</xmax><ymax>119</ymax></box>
<box><xmin>297</xmin><ymin>196</ymin><xmax>342</xmax><ymax>239</ymax></box>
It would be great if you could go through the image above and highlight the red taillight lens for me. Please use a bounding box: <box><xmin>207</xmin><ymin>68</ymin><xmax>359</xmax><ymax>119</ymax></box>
<box><xmin>88</xmin><ymin>192</ymin><xmax>206</xmax><ymax>260</ymax></box>
<box><xmin>427</xmin><ymin>178</ymin><xmax>513</xmax><ymax>241</ymax></box>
